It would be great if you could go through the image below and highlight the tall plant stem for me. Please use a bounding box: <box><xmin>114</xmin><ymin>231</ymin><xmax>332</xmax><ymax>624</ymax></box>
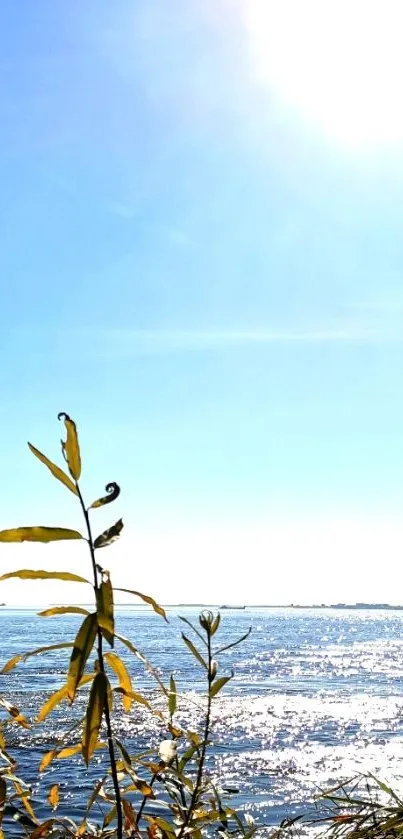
<box><xmin>76</xmin><ymin>484</ymin><xmax>123</xmax><ymax>839</ymax></box>
<box><xmin>177</xmin><ymin>631</ymin><xmax>213</xmax><ymax>839</ymax></box>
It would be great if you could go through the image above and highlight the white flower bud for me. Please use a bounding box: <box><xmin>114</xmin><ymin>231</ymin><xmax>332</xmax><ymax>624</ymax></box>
<box><xmin>158</xmin><ymin>739</ymin><xmax>177</xmax><ymax>764</ymax></box>
<box><xmin>209</xmin><ymin>659</ymin><xmax>218</xmax><ymax>679</ymax></box>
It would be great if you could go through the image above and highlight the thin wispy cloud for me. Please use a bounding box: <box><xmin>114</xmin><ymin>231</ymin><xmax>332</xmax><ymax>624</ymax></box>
<box><xmin>100</xmin><ymin>324</ymin><xmax>385</xmax><ymax>355</ymax></box>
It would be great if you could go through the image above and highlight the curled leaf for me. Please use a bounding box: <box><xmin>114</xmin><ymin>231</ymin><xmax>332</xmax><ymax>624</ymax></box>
<box><xmin>58</xmin><ymin>413</ymin><xmax>81</xmax><ymax>480</ymax></box>
<box><xmin>94</xmin><ymin>518</ymin><xmax>123</xmax><ymax>550</ymax></box>
<box><xmin>0</xmin><ymin>697</ymin><xmax>29</xmax><ymax>728</ymax></box>
<box><xmin>27</xmin><ymin>443</ymin><xmax>78</xmax><ymax>496</ymax></box>
<box><xmin>90</xmin><ymin>483</ymin><xmax>120</xmax><ymax>509</ymax></box>
<box><xmin>0</xmin><ymin>527</ymin><xmax>83</xmax><ymax>543</ymax></box>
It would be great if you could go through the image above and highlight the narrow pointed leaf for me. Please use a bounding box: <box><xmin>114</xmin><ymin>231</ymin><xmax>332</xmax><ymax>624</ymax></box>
<box><xmin>113</xmin><ymin>687</ymin><xmax>150</xmax><ymax>708</ymax></box>
<box><xmin>94</xmin><ymin>518</ymin><xmax>124</xmax><ymax>549</ymax></box>
<box><xmin>215</xmin><ymin>627</ymin><xmax>252</xmax><ymax>656</ymax></box>
<box><xmin>0</xmin><ymin>570</ymin><xmax>88</xmax><ymax>584</ymax></box>
<box><xmin>0</xmin><ymin>528</ymin><xmax>83</xmax><ymax>544</ymax></box>
<box><xmin>115</xmin><ymin>738</ymin><xmax>132</xmax><ymax>766</ymax></box>
<box><xmin>37</xmin><ymin>674</ymin><xmax>95</xmax><ymax>722</ymax></box>
<box><xmin>47</xmin><ymin>785</ymin><xmax>59</xmax><ymax>810</ymax></box>
<box><xmin>58</xmin><ymin>413</ymin><xmax>81</xmax><ymax>480</ymax></box>
<box><xmin>28</xmin><ymin>443</ymin><xmax>78</xmax><ymax>495</ymax></box>
<box><xmin>82</xmin><ymin>672</ymin><xmax>108</xmax><ymax>764</ymax></box>
<box><xmin>169</xmin><ymin>675</ymin><xmax>176</xmax><ymax>717</ymax></box>
<box><xmin>1</xmin><ymin>642</ymin><xmax>73</xmax><ymax>674</ymax></box>
<box><xmin>209</xmin><ymin>675</ymin><xmax>232</xmax><ymax>698</ymax></box>
<box><xmin>0</xmin><ymin>777</ymin><xmax>5</xmax><ymax>826</ymax></box>
<box><xmin>90</xmin><ymin>482</ymin><xmax>120</xmax><ymax>509</ymax></box>
<box><xmin>115</xmin><ymin>587</ymin><xmax>167</xmax><ymax>621</ymax></box>
<box><xmin>96</xmin><ymin>578</ymin><xmax>114</xmax><ymax>647</ymax></box>
<box><xmin>115</xmin><ymin>632</ymin><xmax>168</xmax><ymax>696</ymax></box>
<box><xmin>13</xmin><ymin>781</ymin><xmax>37</xmax><ymax>823</ymax></box>
<box><xmin>181</xmin><ymin>634</ymin><xmax>207</xmax><ymax>669</ymax></box>
<box><xmin>38</xmin><ymin>606</ymin><xmax>90</xmax><ymax>618</ymax></box>
<box><xmin>104</xmin><ymin>652</ymin><xmax>132</xmax><ymax>711</ymax></box>
<box><xmin>67</xmin><ymin>614</ymin><xmax>97</xmax><ymax>702</ymax></box>
<box><xmin>0</xmin><ymin>697</ymin><xmax>29</xmax><ymax>728</ymax></box>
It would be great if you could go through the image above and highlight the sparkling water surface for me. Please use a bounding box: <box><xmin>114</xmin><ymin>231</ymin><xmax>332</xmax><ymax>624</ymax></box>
<box><xmin>2</xmin><ymin>606</ymin><xmax>403</xmax><ymax>833</ymax></box>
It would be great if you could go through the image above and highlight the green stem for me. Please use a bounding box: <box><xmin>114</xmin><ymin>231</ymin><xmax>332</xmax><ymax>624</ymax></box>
<box><xmin>76</xmin><ymin>484</ymin><xmax>123</xmax><ymax>839</ymax></box>
<box><xmin>176</xmin><ymin>632</ymin><xmax>213</xmax><ymax>839</ymax></box>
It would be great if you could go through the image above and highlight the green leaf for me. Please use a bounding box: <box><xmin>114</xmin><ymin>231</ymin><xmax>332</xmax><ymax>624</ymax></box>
<box><xmin>115</xmin><ymin>738</ymin><xmax>132</xmax><ymax>766</ymax></box>
<box><xmin>114</xmin><ymin>632</ymin><xmax>168</xmax><ymax>696</ymax></box>
<box><xmin>181</xmin><ymin>634</ymin><xmax>207</xmax><ymax>669</ymax></box>
<box><xmin>67</xmin><ymin>614</ymin><xmax>98</xmax><ymax>702</ymax></box>
<box><xmin>37</xmin><ymin>674</ymin><xmax>95</xmax><ymax>722</ymax></box>
<box><xmin>82</xmin><ymin>672</ymin><xmax>108</xmax><ymax>765</ymax></box>
<box><xmin>27</xmin><ymin>443</ymin><xmax>78</xmax><ymax>496</ymax></box>
<box><xmin>38</xmin><ymin>606</ymin><xmax>90</xmax><ymax>618</ymax></box>
<box><xmin>169</xmin><ymin>675</ymin><xmax>176</xmax><ymax>717</ymax></box>
<box><xmin>94</xmin><ymin>518</ymin><xmax>124</xmax><ymax>549</ymax></box>
<box><xmin>1</xmin><ymin>642</ymin><xmax>73</xmax><ymax>674</ymax></box>
<box><xmin>114</xmin><ymin>588</ymin><xmax>167</xmax><ymax>621</ymax></box>
<box><xmin>209</xmin><ymin>675</ymin><xmax>232</xmax><ymax>698</ymax></box>
<box><xmin>96</xmin><ymin>578</ymin><xmax>114</xmax><ymax>647</ymax></box>
<box><xmin>104</xmin><ymin>652</ymin><xmax>132</xmax><ymax>711</ymax></box>
<box><xmin>215</xmin><ymin>627</ymin><xmax>252</xmax><ymax>656</ymax></box>
<box><xmin>0</xmin><ymin>570</ymin><xmax>89</xmax><ymax>584</ymax></box>
<box><xmin>90</xmin><ymin>482</ymin><xmax>120</xmax><ymax>509</ymax></box>
<box><xmin>58</xmin><ymin>413</ymin><xmax>81</xmax><ymax>480</ymax></box>
<box><xmin>210</xmin><ymin>614</ymin><xmax>221</xmax><ymax>635</ymax></box>
<box><xmin>0</xmin><ymin>527</ymin><xmax>83</xmax><ymax>543</ymax></box>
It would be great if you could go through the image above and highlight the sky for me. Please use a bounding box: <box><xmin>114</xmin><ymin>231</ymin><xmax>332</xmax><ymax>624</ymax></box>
<box><xmin>2</xmin><ymin>0</ymin><xmax>403</xmax><ymax>606</ymax></box>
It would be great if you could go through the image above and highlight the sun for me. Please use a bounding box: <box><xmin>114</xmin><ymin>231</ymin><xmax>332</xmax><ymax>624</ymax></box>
<box><xmin>243</xmin><ymin>0</ymin><xmax>403</xmax><ymax>149</ymax></box>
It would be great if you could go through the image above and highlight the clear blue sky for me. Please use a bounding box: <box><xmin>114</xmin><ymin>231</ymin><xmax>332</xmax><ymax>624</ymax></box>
<box><xmin>2</xmin><ymin>0</ymin><xmax>403</xmax><ymax>605</ymax></box>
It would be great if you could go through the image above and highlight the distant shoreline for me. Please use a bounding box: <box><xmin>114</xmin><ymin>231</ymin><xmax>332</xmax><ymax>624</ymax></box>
<box><xmin>2</xmin><ymin>602</ymin><xmax>403</xmax><ymax>611</ymax></box>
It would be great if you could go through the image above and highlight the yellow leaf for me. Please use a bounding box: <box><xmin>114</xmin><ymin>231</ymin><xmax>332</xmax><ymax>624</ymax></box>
<box><xmin>28</xmin><ymin>443</ymin><xmax>78</xmax><ymax>496</ymax></box>
<box><xmin>94</xmin><ymin>518</ymin><xmax>124</xmax><ymax>549</ymax></box>
<box><xmin>113</xmin><ymin>686</ymin><xmax>150</xmax><ymax>709</ymax></box>
<box><xmin>38</xmin><ymin>606</ymin><xmax>90</xmax><ymax>618</ymax></box>
<box><xmin>37</xmin><ymin>674</ymin><xmax>95</xmax><ymax>722</ymax></box>
<box><xmin>0</xmin><ymin>726</ymin><xmax>5</xmax><ymax>749</ymax></box>
<box><xmin>104</xmin><ymin>652</ymin><xmax>133</xmax><ymax>712</ymax></box>
<box><xmin>1</xmin><ymin>642</ymin><xmax>73</xmax><ymax>674</ymax></box>
<box><xmin>67</xmin><ymin>614</ymin><xmax>98</xmax><ymax>702</ymax></box>
<box><xmin>82</xmin><ymin>672</ymin><xmax>108</xmax><ymax>764</ymax></box>
<box><xmin>0</xmin><ymin>697</ymin><xmax>29</xmax><ymax>728</ymax></box>
<box><xmin>13</xmin><ymin>780</ymin><xmax>37</xmax><ymax>823</ymax></box>
<box><xmin>48</xmin><ymin>784</ymin><xmax>59</xmax><ymax>810</ymax></box>
<box><xmin>0</xmin><ymin>570</ymin><xmax>88</xmax><ymax>583</ymax></box>
<box><xmin>58</xmin><ymin>412</ymin><xmax>81</xmax><ymax>480</ymax></box>
<box><xmin>90</xmin><ymin>482</ymin><xmax>120</xmax><ymax>509</ymax></box>
<box><xmin>114</xmin><ymin>588</ymin><xmax>167</xmax><ymax>621</ymax></box>
<box><xmin>96</xmin><ymin>579</ymin><xmax>114</xmax><ymax>647</ymax></box>
<box><xmin>0</xmin><ymin>527</ymin><xmax>83</xmax><ymax>543</ymax></box>
<box><xmin>39</xmin><ymin>743</ymin><xmax>82</xmax><ymax>772</ymax></box>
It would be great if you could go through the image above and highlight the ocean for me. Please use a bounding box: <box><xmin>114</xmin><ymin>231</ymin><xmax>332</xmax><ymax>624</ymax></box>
<box><xmin>1</xmin><ymin>606</ymin><xmax>403</xmax><ymax>833</ymax></box>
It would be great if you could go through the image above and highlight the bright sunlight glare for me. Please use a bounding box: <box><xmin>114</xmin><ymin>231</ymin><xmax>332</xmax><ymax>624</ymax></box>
<box><xmin>243</xmin><ymin>0</ymin><xmax>403</xmax><ymax>149</ymax></box>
